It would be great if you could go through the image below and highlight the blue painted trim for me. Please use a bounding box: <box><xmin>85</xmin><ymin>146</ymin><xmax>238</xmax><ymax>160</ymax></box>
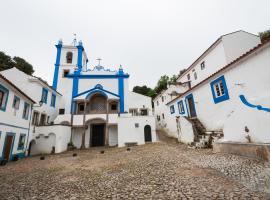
<box><xmin>239</xmin><ymin>95</ymin><xmax>270</xmax><ymax>113</ymax></box>
<box><xmin>71</xmin><ymin>70</ymin><xmax>80</xmax><ymax>113</ymax></box>
<box><xmin>12</xmin><ymin>95</ymin><xmax>20</xmax><ymax>110</ymax></box>
<box><xmin>22</xmin><ymin>102</ymin><xmax>30</xmax><ymax>120</ymax></box>
<box><xmin>0</xmin><ymin>122</ymin><xmax>29</xmax><ymax>130</ymax></box>
<box><xmin>12</xmin><ymin>152</ymin><xmax>25</xmax><ymax>159</ymax></box>
<box><xmin>52</xmin><ymin>42</ymin><xmax>62</xmax><ymax>90</ymax></box>
<box><xmin>0</xmin><ymin>83</ymin><xmax>9</xmax><ymax>112</ymax></box>
<box><xmin>185</xmin><ymin>93</ymin><xmax>197</xmax><ymax>117</ymax></box>
<box><xmin>170</xmin><ymin>105</ymin><xmax>175</xmax><ymax>114</ymax></box>
<box><xmin>17</xmin><ymin>133</ymin><xmax>26</xmax><ymax>150</ymax></box>
<box><xmin>2</xmin><ymin>132</ymin><xmax>16</xmax><ymax>161</ymax></box>
<box><xmin>86</xmin><ymin>90</ymin><xmax>108</xmax><ymax>99</ymax></box>
<box><xmin>76</xmin><ymin>43</ymin><xmax>84</xmax><ymax>70</ymax></box>
<box><xmin>118</xmin><ymin>69</ymin><xmax>125</xmax><ymax>113</ymax></box>
<box><xmin>177</xmin><ymin>100</ymin><xmax>185</xmax><ymax>114</ymax></box>
<box><xmin>210</xmin><ymin>75</ymin><xmax>229</xmax><ymax>104</ymax></box>
<box><xmin>74</xmin><ymin>85</ymin><xmax>120</xmax><ymax>99</ymax></box>
<box><xmin>66</xmin><ymin>74</ymin><xmax>129</xmax><ymax>79</ymax></box>
<box><xmin>51</xmin><ymin>93</ymin><xmax>56</xmax><ymax>107</ymax></box>
<box><xmin>41</xmin><ymin>88</ymin><xmax>48</xmax><ymax>104</ymax></box>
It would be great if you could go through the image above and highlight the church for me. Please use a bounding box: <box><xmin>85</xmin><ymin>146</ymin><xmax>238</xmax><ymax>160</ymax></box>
<box><xmin>51</xmin><ymin>39</ymin><xmax>156</xmax><ymax>150</ymax></box>
<box><xmin>0</xmin><ymin>39</ymin><xmax>156</xmax><ymax>160</ymax></box>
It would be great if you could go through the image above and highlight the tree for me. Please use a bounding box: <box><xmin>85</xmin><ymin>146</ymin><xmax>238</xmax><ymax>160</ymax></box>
<box><xmin>133</xmin><ymin>85</ymin><xmax>156</xmax><ymax>98</ymax></box>
<box><xmin>259</xmin><ymin>29</ymin><xmax>270</xmax><ymax>43</ymax></box>
<box><xmin>154</xmin><ymin>75</ymin><xmax>169</xmax><ymax>94</ymax></box>
<box><xmin>0</xmin><ymin>51</ymin><xmax>34</xmax><ymax>75</ymax></box>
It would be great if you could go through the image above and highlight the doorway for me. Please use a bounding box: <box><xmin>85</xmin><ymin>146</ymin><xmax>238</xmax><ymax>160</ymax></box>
<box><xmin>3</xmin><ymin>133</ymin><xmax>15</xmax><ymax>161</ymax></box>
<box><xmin>91</xmin><ymin>124</ymin><xmax>105</xmax><ymax>147</ymax></box>
<box><xmin>186</xmin><ymin>94</ymin><xmax>196</xmax><ymax>118</ymax></box>
<box><xmin>144</xmin><ymin>125</ymin><xmax>152</xmax><ymax>142</ymax></box>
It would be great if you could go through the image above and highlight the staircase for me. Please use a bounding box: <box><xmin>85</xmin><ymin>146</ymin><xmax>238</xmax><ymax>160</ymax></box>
<box><xmin>185</xmin><ymin>117</ymin><xmax>223</xmax><ymax>148</ymax></box>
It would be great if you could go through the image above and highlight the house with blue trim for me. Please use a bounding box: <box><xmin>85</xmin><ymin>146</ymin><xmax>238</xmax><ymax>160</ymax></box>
<box><xmin>0</xmin><ymin>74</ymin><xmax>35</xmax><ymax>163</ymax></box>
<box><xmin>166</xmin><ymin>31</ymin><xmax>270</xmax><ymax>150</ymax></box>
<box><xmin>154</xmin><ymin>30</ymin><xmax>262</xmax><ymax>144</ymax></box>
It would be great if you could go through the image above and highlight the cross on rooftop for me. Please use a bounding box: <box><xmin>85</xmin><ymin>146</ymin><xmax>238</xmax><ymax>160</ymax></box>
<box><xmin>97</xmin><ymin>58</ymin><xmax>102</xmax><ymax>66</ymax></box>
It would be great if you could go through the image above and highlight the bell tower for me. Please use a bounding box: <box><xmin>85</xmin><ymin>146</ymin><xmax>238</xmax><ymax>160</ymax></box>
<box><xmin>52</xmin><ymin>38</ymin><xmax>88</xmax><ymax>91</ymax></box>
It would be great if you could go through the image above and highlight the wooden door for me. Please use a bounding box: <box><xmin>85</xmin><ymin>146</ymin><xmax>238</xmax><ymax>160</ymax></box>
<box><xmin>187</xmin><ymin>96</ymin><xmax>196</xmax><ymax>118</ymax></box>
<box><xmin>91</xmin><ymin>124</ymin><xmax>105</xmax><ymax>147</ymax></box>
<box><xmin>3</xmin><ymin>135</ymin><xmax>14</xmax><ymax>160</ymax></box>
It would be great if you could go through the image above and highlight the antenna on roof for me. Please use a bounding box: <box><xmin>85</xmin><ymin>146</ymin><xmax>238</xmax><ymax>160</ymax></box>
<box><xmin>72</xmin><ymin>33</ymin><xmax>77</xmax><ymax>46</ymax></box>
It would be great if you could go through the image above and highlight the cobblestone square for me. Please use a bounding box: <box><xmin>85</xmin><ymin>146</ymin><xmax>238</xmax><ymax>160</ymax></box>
<box><xmin>0</xmin><ymin>141</ymin><xmax>270</xmax><ymax>199</ymax></box>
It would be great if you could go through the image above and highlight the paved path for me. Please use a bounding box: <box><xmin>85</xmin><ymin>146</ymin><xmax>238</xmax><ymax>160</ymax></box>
<box><xmin>0</xmin><ymin>140</ymin><xmax>270</xmax><ymax>199</ymax></box>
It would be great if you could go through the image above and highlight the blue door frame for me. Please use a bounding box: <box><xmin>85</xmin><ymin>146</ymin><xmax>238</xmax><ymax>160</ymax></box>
<box><xmin>2</xmin><ymin>132</ymin><xmax>16</xmax><ymax>161</ymax></box>
<box><xmin>185</xmin><ymin>94</ymin><xmax>197</xmax><ymax>118</ymax></box>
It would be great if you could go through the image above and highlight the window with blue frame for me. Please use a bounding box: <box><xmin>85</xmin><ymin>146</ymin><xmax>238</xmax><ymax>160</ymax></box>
<box><xmin>51</xmin><ymin>94</ymin><xmax>56</xmax><ymax>107</ymax></box>
<box><xmin>22</xmin><ymin>102</ymin><xmax>30</xmax><ymax>120</ymax></box>
<box><xmin>170</xmin><ymin>105</ymin><xmax>175</xmax><ymax>114</ymax></box>
<box><xmin>210</xmin><ymin>75</ymin><xmax>229</xmax><ymax>104</ymax></box>
<box><xmin>0</xmin><ymin>84</ymin><xmax>9</xmax><ymax>112</ymax></box>
<box><xmin>41</xmin><ymin>88</ymin><xmax>48</xmax><ymax>104</ymax></box>
<box><xmin>18</xmin><ymin>134</ymin><xmax>26</xmax><ymax>150</ymax></box>
<box><xmin>12</xmin><ymin>95</ymin><xmax>20</xmax><ymax>110</ymax></box>
<box><xmin>178</xmin><ymin>100</ymin><xmax>185</xmax><ymax>114</ymax></box>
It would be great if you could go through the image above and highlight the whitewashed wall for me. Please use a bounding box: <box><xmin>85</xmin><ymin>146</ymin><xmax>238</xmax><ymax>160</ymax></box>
<box><xmin>0</xmin><ymin>78</ymin><xmax>33</xmax><ymax>159</ymax></box>
<box><xmin>117</xmin><ymin>115</ymin><xmax>156</xmax><ymax>147</ymax></box>
<box><xmin>169</xmin><ymin>42</ymin><xmax>270</xmax><ymax>143</ymax></box>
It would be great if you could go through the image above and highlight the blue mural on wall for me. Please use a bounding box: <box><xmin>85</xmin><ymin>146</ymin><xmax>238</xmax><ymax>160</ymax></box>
<box><xmin>239</xmin><ymin>95</ymin><xmax>270</xmax><ymax>113</ymax></box>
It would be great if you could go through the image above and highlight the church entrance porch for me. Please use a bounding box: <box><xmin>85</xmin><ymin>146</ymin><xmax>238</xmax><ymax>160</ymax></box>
<box><xmin>91</xmin><ymin>124</ymin><xmax>105</xmax><ymax>147</ymax></box>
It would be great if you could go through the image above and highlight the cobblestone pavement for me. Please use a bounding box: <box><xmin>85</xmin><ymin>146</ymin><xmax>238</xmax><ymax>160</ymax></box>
<box><xmin>0</xmin><ymin>142</ymin><xmax>270</xmax><ymax>199</ymax></box>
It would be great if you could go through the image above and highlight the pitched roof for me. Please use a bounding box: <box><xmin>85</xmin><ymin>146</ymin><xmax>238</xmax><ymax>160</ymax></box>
<box><xmin>166</xmin><ymin>39</ymin><xmax>270</xmax><ymax>105</ymax></box>
<box><xmin>0</xmin><ymin>74</ymin><xmax>36</xmax><ymax>103</ymax></box>
<box><xmin>176</xmin><ymin>30</ymin><xmax>259</xmax><ymax>81</ymax></box>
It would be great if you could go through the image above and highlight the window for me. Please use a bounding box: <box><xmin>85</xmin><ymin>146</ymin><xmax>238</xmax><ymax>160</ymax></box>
<box><xmin>210</xmin><ymin>75</ymin><xmax>229</xmax><ymax>104</ymax></box>
<box><xmin>170</xmin><ymin>105</ymin><xmax>175</xmax><ymax>114</ymax></box>
<box><xmin>162</xmin><ymin>113</ymin><xmax>165</xmax><ymax>119</ymax></box>
<box><xmin>18</xmin><ymin>134</ymin><xmax>26</xmax><ymax>150</ymax></box>
<box><xmin>129</xmin><ymin>109</ymin><xmax>138</xmax><ymax>116</ymax></box>
<box><xmin>66</xmin><ymin>52</ymin><xmax>73</xmax><ymax>64</ymax></box>
<box><xmin>47</xmin><ymin>116</ymin><xmax>50</xmax><ymax>124</ymax></box>
<box><xmin>39</xmin><ymin>114</ymin><xmax>46</xmax><ymax>126</ymax></box>
<box><xmin>79</xmin><ymin>104</ymin><xmax>85</xmax><ymax>112</ymax></box>
<box><xmin>0</xmin><ymin>84</ymin><xmax>9</xmax><ymax>112</ymax></box>
<box><xmin>157</xmin><ymin>115</ymin><xmax>160</xmax><ymax>121</ymax></box>
<box><xmin>141</xmin><ymin>109</ymin><xmax>148</xmax><ymax>116</ymax></box>
<box><xmin>194</xmin><ymin>72</ymin><xmax>197</xmax><ymax>80</ymax></box>
<box><xmin>111</xmin><ymin>104</ymin><xmax>117</xmax><ymax>111</ymax></box>
<box><xmin>51</xmin><ymin>94</ymin><xmax>56</xmax><ymax>107</ymax></box>
<box><xmin>161</xmin><ymin>96</ymin><xmax>164</xmax><ymax>102</ymax></box>
<box><xmin>63</xmin><ymin>69</ymin><xmax>70</xmax><ymax>78</ymax></box>
<box><xmin>32</xmin><ymin>111</ymin><xmax>39</xmax><ymax>125</ymax></box>
<box><xmin>59</xmin><ymin>109</ymin><xmax>65</xmax><ymax>115</ymax></box>
<box><xmin>187</xmin><ymin>74</ymin><xmax>190</xmax><ymax>80</ymax></box>
<box><xmin>156</xmin><ymin>101</ymin><xmax>159</xmax><ymax>106</ymax></box>
<box><xmin>22</xmin><ymin>102</ymin><xmax>30</xmax><ymax>120</ymax></box>
<box><xmin>201</xmin><ymin>61</ymin><xmax>205</xmax><ymax>70</ymax></box>
<box><xmin>178</xmin><ymin>100</ymin><xmax>185</xmax><ymax>114</ymax></box>
<box><xmin>12</xmin><ymin>95</ymin><xmax>20</xmax><ymax>110</ymax></box>
<box><xmin>41</xmin><ymin>88</ymin><xmax>48</xmax><ymax>104</ymax></box>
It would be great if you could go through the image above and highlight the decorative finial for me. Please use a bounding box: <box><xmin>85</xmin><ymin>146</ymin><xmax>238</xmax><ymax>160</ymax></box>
<box><xmin>72</xmin><ymin>33</ymin><xmax>77</xmax><ymax>46</ymax></box>
<box><xmin>78</xmin><ymin>40</ymin><xmax>83</xmax><ymax>46</ymax></box>
<box><xmin>119</xmin><ymin>65</ymin><xmax>123</xmax><ymax>69</ymax></box>
<box><xmin>58</xmin><ymin>39</ymin><xmax>63</xmax><ymax>45</ymax></box>
<box><xmin>96</xmin><ymin>58</ymin><xmax>102</xmax><ymax>66</ymax></box>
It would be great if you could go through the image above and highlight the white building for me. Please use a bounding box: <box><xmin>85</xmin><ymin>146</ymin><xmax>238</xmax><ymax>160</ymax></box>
<box><xmin>0</xmin><ymin>74</ymin><xmax>35</xmax><ymax>163</ymax></box>
<box><xmin>153</xmin><ymin>82</ymin><xmax>190</xmax><ymax>138</ymax></box>
<box><xmin>154</xmin><ymin>30</ymin><xmax>261</xmax><ymax>142</ymax></box>
<box><xmin>167</xmin><ymin>34</ymin><xmax>270</xmax><ymax>147</ymax></box>
<box><xmin>1</xmin><ymin>39</ymin><xmax>157</xmax><ymax>156</ymax></box>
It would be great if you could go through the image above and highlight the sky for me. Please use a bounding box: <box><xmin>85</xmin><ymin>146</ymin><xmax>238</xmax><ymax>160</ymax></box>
<box><xmin>0</xmin><ymin>0</ymin><xmax>269</xmax><ymax>89</ymax></box>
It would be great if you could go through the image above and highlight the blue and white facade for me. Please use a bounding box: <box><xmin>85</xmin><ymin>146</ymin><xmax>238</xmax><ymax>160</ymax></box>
<box><xmin>167</xmin><ymin>31</ymin><xmax>270</xmax><ymax>144</ymax></box>
<box><xmin>51</xmin><ymin>40</ymin><xmax>156</xmax><ymax>149</ymax></box>
<box><xmin>0</xmin><ymin>74</ymin><xmax>35</xmax><ymax>162</ymax></box>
